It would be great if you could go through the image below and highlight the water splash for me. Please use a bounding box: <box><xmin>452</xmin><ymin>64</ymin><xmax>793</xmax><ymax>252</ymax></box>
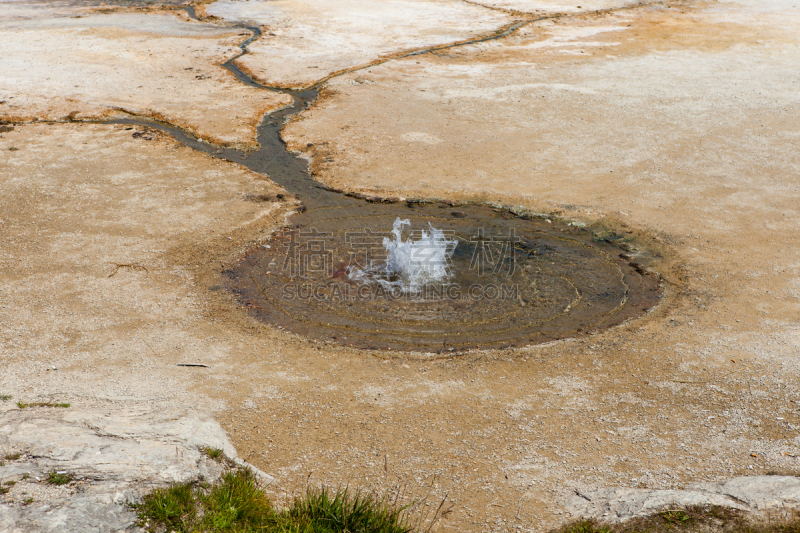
<box><xmin>348</xmin><ymin>217</ymin><xmax>457</xmax><ymax>292</ymax></box>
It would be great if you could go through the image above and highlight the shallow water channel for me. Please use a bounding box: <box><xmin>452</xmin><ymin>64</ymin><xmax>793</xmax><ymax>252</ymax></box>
<box><xmin>108</xmin><ymin>26</ymin><xmax>662</xmax><ymax>353</ymax></box>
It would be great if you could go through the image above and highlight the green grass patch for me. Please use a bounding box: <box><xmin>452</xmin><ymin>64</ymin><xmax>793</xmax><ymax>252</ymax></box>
<box><xmin>138</xmin><ymin>481</ymin><xmax>197</xmax><ymax>531</ymax></box>
<box><xmin>551</xmin><ymin>505</ymin><xmax>800</xmax><ymax>533</ymax></box>
<box><xmin>659</xmin><ymin>509</ymin><xmax>691</xmax><ymax>524</ymax></box>
<box><xmin>137</xmin><ymin>467</ymin><xmax>420</xmax><ymax>533</ymax></box>
<box><xmin>285</xmin><ymin>486</ymin><xmax>415</xmax><ymax>533</ymax></box>
<box><xmin>765</xmin><ymin>469</ymin><xmax>800</xmax><ymax>477</ymax></box>
<box><xmin>46</xmin><ymin>471</ymin><xmax>74</xmax><ymax>486</ymax></box>
<box><xmin>16</xmin><ymin>401</ymin><xmax>70</xmax><ymax>409</ymax></box>
<box><xmin>0</xmin><ymin>394</ymin><xmax>11</xmax><ymax>401</ymax></box>
<box><xmin>4</xmin><ymin>453</ymin><xmax>21</xmax><ymax>461</ymax></box>
<box><xmin>201</xmin><ymin>447</ymin><xmax>225</xmax><ymax>462</ymax></box>
<box><xmin>199</xmin><ymin>469</ymin><xmax>274</xmax><ymax>531</ymax></box>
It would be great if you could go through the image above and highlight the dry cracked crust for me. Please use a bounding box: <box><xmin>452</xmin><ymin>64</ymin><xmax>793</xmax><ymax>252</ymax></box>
<box><xmin>1</xmin><ymin>0</ymin><xmax>800</xmax><ymax>531</ymax></box>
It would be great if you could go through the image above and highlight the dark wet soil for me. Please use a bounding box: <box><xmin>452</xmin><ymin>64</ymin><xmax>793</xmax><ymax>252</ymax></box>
<box><xmin>107</xmin><ymin>28</ymin><xmax>663</xmax><ymax>354</ymax></box>
<box><xmin>228</xmin><ymin>204</ymin><xmax>661</xmax><ymax>352</ymax></box>
<box><xmin>113</xmin><ymin>99</ymin><xmax>661</xmax><ymax>352</ymax></box>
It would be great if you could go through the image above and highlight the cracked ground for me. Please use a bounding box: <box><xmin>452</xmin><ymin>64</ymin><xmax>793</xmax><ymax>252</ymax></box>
<box><xmin>1</xmin><ymin>0</ymin><xmax>800</xmax><ymax>531</ymax></box>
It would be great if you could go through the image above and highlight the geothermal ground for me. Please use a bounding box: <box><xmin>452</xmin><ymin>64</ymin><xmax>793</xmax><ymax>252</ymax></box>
<box><xmin>1</xmin><ymin>0</ymin><xmax>799</xmax><ymax>531</ymax></box>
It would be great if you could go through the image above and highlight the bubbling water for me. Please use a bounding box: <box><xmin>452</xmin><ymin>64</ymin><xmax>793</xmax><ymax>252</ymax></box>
<box><xmin>348</xmin><ymin>217</ymin><xmax>457</xmax><ymax>292</ymax></box>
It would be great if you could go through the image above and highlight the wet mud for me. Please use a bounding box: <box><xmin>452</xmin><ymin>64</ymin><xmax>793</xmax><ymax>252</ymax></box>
<box><xmin>95</xmin><ymin>3</ymin><xmax>670</xmax><ymax>353</ymax></box>
<box><xmin>227</xmin><ymin>204</ymin><xmax>661</xmax><ymax>352</ymax></box>
<box><xmin>39</xmin><ymin>2</ymin><xmax>668</xmax><ymax>353</ymax></box>
<box><xmin>111</xmin><ymin>81</ymin><xmax>662</xmax><ymax>352</ymax></box>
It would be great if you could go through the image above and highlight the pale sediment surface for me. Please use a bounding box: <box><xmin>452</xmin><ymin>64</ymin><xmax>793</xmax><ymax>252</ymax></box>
<box><xmin>0</xmin><ymin>10</ymin><xmax>291</xmax><ymax>149</ymax></box>
<box><xmin>466</xmin><ymin>0</ymin><xmax>654</xmax><ymax>14</ymax></box>
<box><xmin>566</xmin><ymin>475</ymin><xmax>800</xmax><ymax>522</ymax></box>
<box><xmin>0</xmin><ymin>122</ymin><xmax>293</xmax><ymax>415</ymax></box>
<box><xmin>0</xmin><ymin>124</ymin><xmax>294</xmax><ymax>530</ymax></box>
<box><xmin>2</xmin><ymin>0</ymin><xmax>800</xmax><ymax>532</ymax></box>
<box><xmin>279</xmin><ymin>0</ymin><xmax>800</xmax><ymax>527</ymax></box>
<box><xmin>0</xmin><ymin>0</ymin><xmax>191</xmax><ymax>22</ymax></box>
<box><xmin>0</xmin><ymin>0</ymin><xmax>96</xmax><ymax>21</ymax></box>
<box><xmin>202</xmin><ymin>0</ymin><xmax>514</xmax><ymax>89</ymax></box>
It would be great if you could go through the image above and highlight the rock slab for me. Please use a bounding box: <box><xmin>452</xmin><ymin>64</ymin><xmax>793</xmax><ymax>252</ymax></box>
<box><xmin>0</xmin><ymin>406</ymin><xmax>271</xmax><ymax>533</ymax></box>
<box><xmin>567</xmin><ymin>476</ymin><xmax>800</xmax><ymax>523</ymax></box>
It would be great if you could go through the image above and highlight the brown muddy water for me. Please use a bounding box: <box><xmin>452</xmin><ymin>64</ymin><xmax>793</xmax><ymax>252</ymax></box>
<box><xmin>228</xmin><ymin>204</ymin><xmax>661</xmax><ymax>352</ymax></box>
<box><xmin>108</xmin><ymin>32</ymin><xmax>663</xmax><ymax>354</ymax></box>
